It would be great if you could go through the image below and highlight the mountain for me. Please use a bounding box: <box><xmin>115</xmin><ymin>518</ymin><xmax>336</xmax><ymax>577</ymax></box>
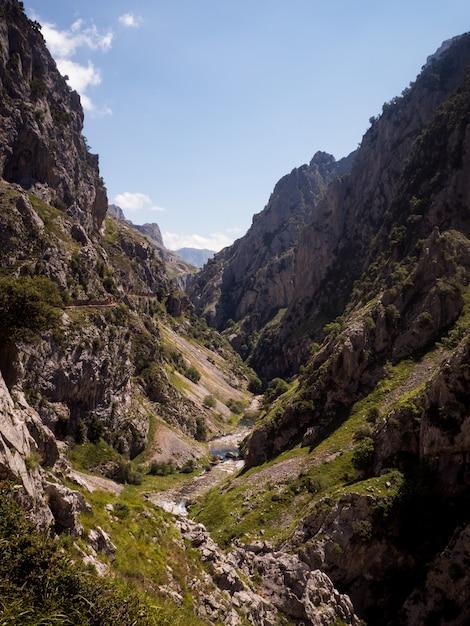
<box><xmin>175</xmin><ymin>247</ymin><xmax>215</xmax><ymax>268</ymax></box>
<box><xmin>191</xmin><ymin>31</ymin><xmax>470</xmax><ymax>625</ymax></box>
<box><xmin>0</xmin><ymin>3</ymin><xmax>360</xmax><ymax>624</ymax></box>
<box><xmin>2</xmin><ymin>2</ymin><xmax>470</xmax><ymax>624</ymax></box>
<box><xmin>107</xmin><ymin>204</ymin><xmax>194</xmax><ymax>284</ymax></box>
<box><xmin>187</xmin><ymin>151</ymin><xmax>355</xmax><ymax>356</ymax></box>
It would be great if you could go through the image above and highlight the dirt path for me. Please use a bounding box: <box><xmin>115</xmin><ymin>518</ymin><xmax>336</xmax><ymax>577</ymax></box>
<box><xmin>69</xmin><ymin>470</ymin><xmax>123</xmax><ymax>495</ymax></box>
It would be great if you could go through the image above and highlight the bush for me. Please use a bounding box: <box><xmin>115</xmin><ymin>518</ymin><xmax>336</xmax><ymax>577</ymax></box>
<box><xmin>185</xmin><ymin>365</ymin><xmax>201</xmax><ymax>384</ymax></box>
<box><xmin>264</xmin><ymin>377</ymin><xmax>289</xmax><ymax>405</ymax></box>
<box><xmin>0</xmin><ymin>485</ymin><xmax>156</xmax><ymax>625</ymax></box>
<box><xmin>181</xmin><ymin>459</ymin><xmax>196</xmax><ymax>474</ymax></box>
<box><xmin>226</xmin><ymin>398</ymin><xmax>244</xmax><ymax>414</ymax></box>
<box><xmin>115</xmin><ymin>460</ymin><xmax>143</xmax><ymax>485</ymax></box>
<box><xmin>148</xmin><ymin>460</ymin><xmax>176</xmax><ymax>476</ymax></box>
<box><xmin>247</xmin><ymin>372</ymin><xmax>262</xmax><ymax>393</ymax></box>
<box><xmin>203</xmin><ymin>395</ymin><xmax>216</xmax><ymax>408</ymax></box>
<box><xmin>352</xmin><ymin>436</ymin><xmax>375</xmax><ymax>471</ymax></box>
<box><xmin>0</xmin><ymin>275</ymin><xmax>63</xmax><ymax>342</ymax></box>
<box><xmin>352</xmin><ymin>520</ymin><xmax>373</xmax><ymax>543</ymax></box>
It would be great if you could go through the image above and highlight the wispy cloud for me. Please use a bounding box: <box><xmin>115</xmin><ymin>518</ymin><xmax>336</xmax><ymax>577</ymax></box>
<box><xmin>162</xmin><ymin>232</ymin><xmax>233</xmax><ymax>252</ymax></box>
<box><xmin>118</xmin><ymin>13</ymin><xmax>143</xmax><ymax>28</ymax></box>
<box><xmin>28</xmin><ymin>11</ymin><xmax>112</xmax><ymax>116</ymax></box>
<box><xmin>41</xmin><ymin>18</ymin><xmax>113</xmax><ymax>57</ymax></box>
<box><xmin>114</xmin><ymin>192</ymin><xmax>165</xmax><ymax>213</ymax></box>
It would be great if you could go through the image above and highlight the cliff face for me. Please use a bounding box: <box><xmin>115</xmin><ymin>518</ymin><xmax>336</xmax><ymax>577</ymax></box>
<box><xmin>187</xmin><ymin>151</ymin><xmax>354</xmax><ymax>355</ymax></box>
<box><xmin>0</xmin><ymin>0</ymin><xmax>107</xmax><ymax>232</ymax></box>
<box><xmin>0</xmin><ymin>2</ymin><xmax>249</xmax><ymax>531</ymax></box>
<box><xmin>235</xmin><ymin>33</ymin><xmax>470</xmax><ymax>625</ymax></box>
<box><xmin>250</xmin><ymin>32</ymin><xmax>470</xmax><ymax>379</ymax></box>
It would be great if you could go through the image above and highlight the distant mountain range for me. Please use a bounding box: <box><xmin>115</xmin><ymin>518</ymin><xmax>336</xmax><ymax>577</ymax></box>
<box><xmin>108</xmin><ymin>205</ymin><xmax>214</xmax><ymax>269</ymax></box>
<box><xmin>175</xmin><ymin>247</ymin><xmax>214</xmax><ymax>268</ymax></box>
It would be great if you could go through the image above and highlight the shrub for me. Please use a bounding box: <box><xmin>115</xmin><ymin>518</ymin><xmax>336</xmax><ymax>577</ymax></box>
<box><xmin>247</xmin><ymin>372</ymin><xmax>262</xmax><ymax>393</ymax></box>
<box><xmin>75</xmin><ymin>419</ymin><xmax>87</xmax><ymax>444</ymax></box>
<box><xmin>195</xmin><ymin>415</ymin><xmax>207</xmax><ymax>442</ymax></box>
<box><xmin>323</xmin><ymin>319</ymin><xmax>343</xmax><ymax>337</ymax></box>
<box><xmin>148</xmin><ymin>460</ymin><xmax>176</xmax><ymax>476</ymax></box>
<box><xmin>226</xmin><ymin>398</ymin><xmax>244</xmax><ymax>414</ymax></box>
<box><xmin>352</xmin><ymin>436</ymin><xmax>375</xmax><ymax>471</ymax></box>
<box><xmin>185</xmin><ymin>365</ymin><xmax>201</xmax><ymax>383</ymax></box>
<box><xmin>87</xmin><ymin>415</ymin><xmax>104</xmax><ymax>444</ymax></box>
<box><xmin>0</xmin><ymin>275</ymin><xmax>63</xmax><ymax>342</ymax></box>
<box><xmin>264</xmin><ymin>377</ymin><xmax>289</xmax><ymax>405</ymax></box>
<box><xmin>115</xmin><ymin>460</ymin><xmax>143</xmax><ymax>485</ymax></box>
<box><xmin>203</xmin><ymin>395</ymin><xmax>216</xmax><ymax>408</ymax></box>
<box><xmin>352</xmin><ymin>519</ymin><xmax>373</xmax><ymax>543</ymax></box>
<box><xmin>0</xmin><ymin>486</ymin><xmax>156</xmax><ymax>625</ymax></box>
<box><xmin>181</xmin><ymin>459</ymin><xmax>196</xmax><ymax>474</ymax></box>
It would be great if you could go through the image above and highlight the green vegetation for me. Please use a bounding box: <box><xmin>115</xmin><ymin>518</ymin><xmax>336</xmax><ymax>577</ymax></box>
<box><xmin>226</xmin><ymin>398</ymin><xmax>245</xmax><ymax>414</ymax></box>
<box><xmin>0</xmin><ymin>275</ymin><xmax>64</xmax><ymax>342</ymax></box>
<box><xmin>0</xmin><ymin>486</ymin><xmax>161</xmax><ymax>625</ymax></box>
<box><xmin>148</xmin><ymin>460</ymin><xmax>177</xmax><ymax>476</ymax></box>
<box><xmin>164</xmin><ymin>347</ymin><xmax>201</xmax><ymax>383</ymax></box>
<box><xmin>263</xmin><ymin>377</ymin><xmax>289</xmax><ymax>405</ymax></box>
<box><xmin>203</xmin><ymin>394</ymin><xmax>216</xmax><ymax>408</ymax></box>
<box><xmin>67</xmin><ymin>439</ymin><xmax>123</xmax><ymax>472</ymax></box>
<box><xmin>193</xmin><ymin>356</ymin><xmax>424</xmax><ymax>548</ymax></box>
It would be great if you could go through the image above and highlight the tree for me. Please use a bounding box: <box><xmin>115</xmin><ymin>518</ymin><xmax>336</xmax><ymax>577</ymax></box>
<box><xmin>0</xmin><ymin>275</ymin><xmax>63</xmax><ymax>342</ymax></box>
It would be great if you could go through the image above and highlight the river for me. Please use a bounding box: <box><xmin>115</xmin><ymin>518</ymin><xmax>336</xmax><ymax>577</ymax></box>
<box><xmin>149</xmin><ymin>399</ymin><xmax>260</xmax><ymax>515</ymax></box>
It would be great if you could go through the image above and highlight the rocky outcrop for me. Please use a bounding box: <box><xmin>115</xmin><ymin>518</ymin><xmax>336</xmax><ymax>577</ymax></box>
<box><xmin>245</xmin><ymin>227</ymin><xmax>470</xmax><ymax>467</ymax></box>
<box><xmin>187</xmin><ymin>151</ymin><xmax>354</xmax><ymax>356</ymax></box>
<box><xmin>177</xmin><ymin>517</ymin><xmax>360</xmax><ymax>626</ymax></box>
<box><xmin>0</xmin><ymin>369</ymin><xmax>90</xmax><ymax>533</ymax></box>
<box><xmin>107</xmin><ymin>207</ymin><xmax>195</xmax><ymax>288</ymax></box>
<box><xmin>0</xmin><ymin>0</ymin><xmax>107</xmax><ymax>233</ymax></box>
<box><xmin>401</xmin><ymin>523</ymin><xmax>470</xmax><ymax>626</ymax></box>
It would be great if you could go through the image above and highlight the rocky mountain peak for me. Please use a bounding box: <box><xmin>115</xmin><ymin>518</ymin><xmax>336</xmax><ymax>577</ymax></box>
<box><xmin>187</xmin><ymin>151</ymin><xmax>354</xmax><ymax>355</ymax></box>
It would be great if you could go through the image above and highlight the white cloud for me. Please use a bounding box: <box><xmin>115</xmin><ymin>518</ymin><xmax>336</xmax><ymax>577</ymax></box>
<box><xmin>118</xmin><ymin>13</ymin><xmax>143</xmax><ymax>28</ymax></box>
<box><xmin>114</xmin><ymin>192</ymin><xmax>165</xmax><ymax>213</ymax></box>
<box><xmin>41</xmin><ymin>19</ymin><xmax>113</xmax><ymax>58</ymax></box>
<box><xmin>28</xmin><ymin>11</ymin><xmax>113</xmax><ymax>116</ymax></box>
<box><xmin>162</xmin><ymin>232</ymin><xmax>233</xmax><ymax>252</ymax></box>
<box><xmin>56</xmin><ymin>58</ymin><xmax>101</xmax><ymax>93</ymax></box>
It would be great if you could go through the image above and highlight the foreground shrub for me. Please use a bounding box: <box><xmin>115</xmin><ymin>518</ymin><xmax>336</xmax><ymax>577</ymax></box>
<box><xmin>0</xmin><ymin>485</ymin><xmax>155</xmax><ymax>625</ymax></box>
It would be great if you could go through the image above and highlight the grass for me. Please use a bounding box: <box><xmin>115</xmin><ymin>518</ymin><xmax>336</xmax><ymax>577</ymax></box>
<box><xmin>67</xmin><ymin>439</ymin><xmax>122</xmax><ymax>472</ymax></box>
<box><xmin>73</xmin><ymin>477</ymin><xmax>211</xmax><ymax>625</ymax></box>
<box><xmin>192</xmin><ymin>355</ymin><xmax>427</xmax><ymax>548</ymax></box>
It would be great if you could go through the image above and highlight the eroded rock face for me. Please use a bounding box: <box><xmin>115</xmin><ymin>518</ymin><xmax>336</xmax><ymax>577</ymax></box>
<box><xmin>0</xmin><ymin>1</ymin><xmax>107</xmax><ymax>232</ymax></box>
<box><xmin>401</xmin><ymin>523</ymin><xmax>470</xmax><ymax>626</ymax></box>
<box><xmin>0</xmin><ymin>369</ymin><xmax>86</xmax><ymax>532</ymax></box>
<box><xmin>177</xmin><ymin>516</ymin><xmax>360</xmax><ymax>626</ymax></box>
<box><xmin>187</xmin><ymin>151</ymin><xmax>355</xmax><ymax>356</ymax></box>
<box><xmin>251</xmin><ymin>33</ymin><xmax>470</xmax><ymax>380</ymax></box>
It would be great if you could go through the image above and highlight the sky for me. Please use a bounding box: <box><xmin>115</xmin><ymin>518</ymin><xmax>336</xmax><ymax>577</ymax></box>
<box><xmin>26</xmin><ymin>1</ymin><xmax>470</xmax><ymax>251</ymax></box>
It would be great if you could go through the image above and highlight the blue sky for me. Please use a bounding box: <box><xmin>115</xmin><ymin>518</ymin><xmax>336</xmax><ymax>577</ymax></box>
<box><xmin>26</xmin><ymin>1</ymin><xmax>470</xmax><ymax>251</ymax></box>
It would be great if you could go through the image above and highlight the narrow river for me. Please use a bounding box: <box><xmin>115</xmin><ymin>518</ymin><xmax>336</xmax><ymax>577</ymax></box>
<box><xmin>149</xmin><ymin>399</ymin><xmax>260</xmax><ymax>515</ymax></box>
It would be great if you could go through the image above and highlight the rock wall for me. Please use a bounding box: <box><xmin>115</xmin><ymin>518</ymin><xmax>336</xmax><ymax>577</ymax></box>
<box><xmin>250</xmin><ymin>32</ymin><xmax>470</xmax><ymax>379</ymax></box>
<box><xmin>187</xmin><ymin>151</ymin><xmax>354</xmax><ymax>356</ymax></box>
<box><xmin>0</xmin><ymin>0</ymin><xmax>107</xmax><ymax>232</ymax></box>
<box><xmin>178</xmin><ymin>516</ymin><xmax>360</xmax><ymax>626</ymax></box>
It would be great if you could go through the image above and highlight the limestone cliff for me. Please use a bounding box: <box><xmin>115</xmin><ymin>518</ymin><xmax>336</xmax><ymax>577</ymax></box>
<box><xmin>236</xmin><ymin>32</ymin><xmax>470</xmax><ymax>625</ymax></box>
<box><xmin>187</xmin><ymin>151</ymin><xmax>354</xmax><ymax>356</ymax></box>
<box><xmin>0</xmin><ymin>0</ymin><xmax>107</xmax><ymax>233</ymax></box>
<box><xmin>0</xmin><ymin>1</ymin><xmax>247</xmax><ymax>512</ymax></box>
<box><xmin>251</xmin><ymin>31</ymin><xmax>470</xmax><ymax>380</ymax></box>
